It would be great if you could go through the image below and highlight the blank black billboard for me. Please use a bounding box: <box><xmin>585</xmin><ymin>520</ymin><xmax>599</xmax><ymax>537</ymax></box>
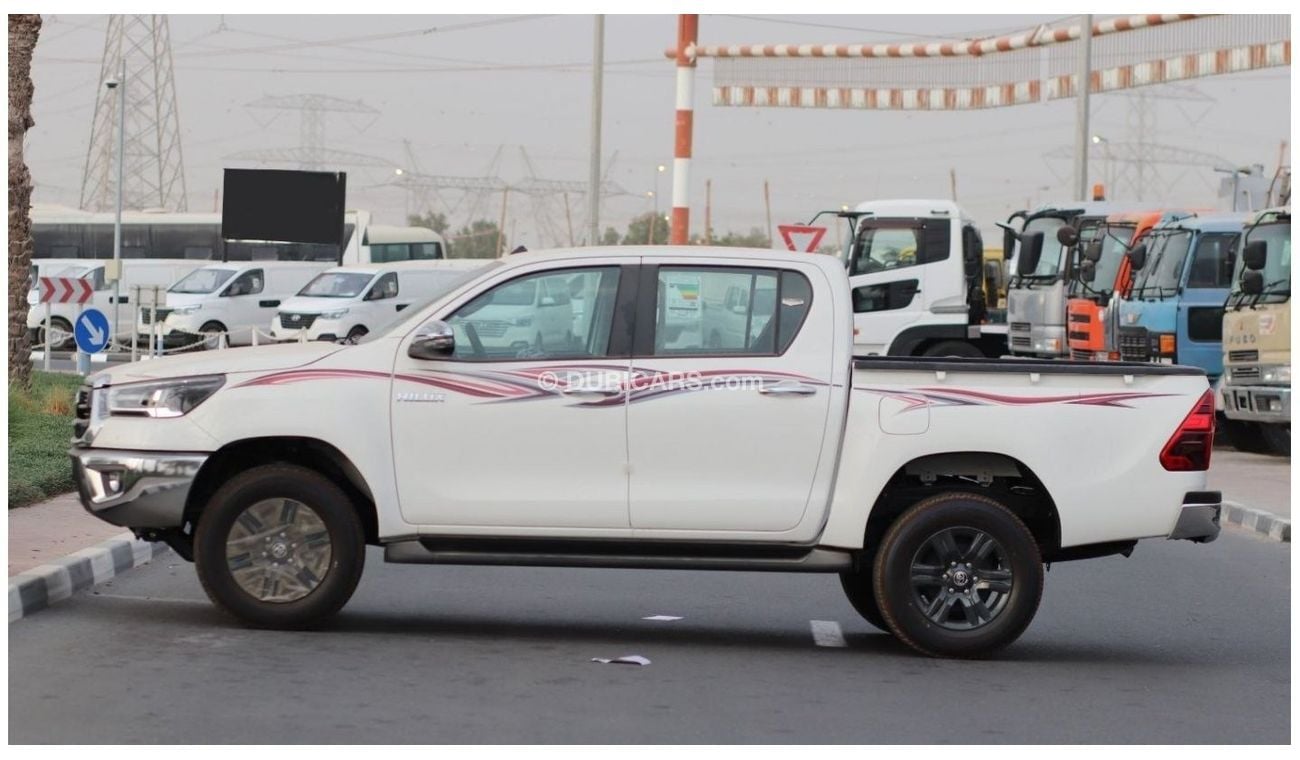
<box><xmin>221</xmin><ymin>169</ymin><xmax>347</xmax><ymax>245</ymax></box>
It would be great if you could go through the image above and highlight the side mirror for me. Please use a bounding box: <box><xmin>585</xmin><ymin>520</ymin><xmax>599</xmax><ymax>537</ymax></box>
<box><xmin>1128</xmin><ymin>243</ymin><xmax>1148</xmax><ymax>271</ymax></box>
<box><xmin>1015</xmin><ymin>231</ymin><xmax>1045</xmax><ymax>276</ymax></box>
<box><xmin>1083</xmin><ymin>240</ymin><xmax>1103</xmax><ymax>263</ymax></box>
<box><xmin>1242</xmin><ymin>240</ymin><xmax>1267</xmax><ymax>271</ymax></box>
<box><xmin>407</xmin><ymin>320</ymin><xmax>455</xmax><ymax>359</ymax></box>
<box><xmin>1056</xmin><ymin>225</ymin><xmax>1079</xmax><ymax>247</ymax></box>
<box><xmin>1002</xmin><ymin>227</ymin><xmax>1018</xmax><ymax>260</ymax></box>
<box><xmin>1080</xmin><ymin>260</ymin><xmax>1097</xmax><ymax>283</ymax></box>
<box><xmin>1241</xmin><ymin>269</ymin><xmax>1264</xmax><ymax>296</ymax></box>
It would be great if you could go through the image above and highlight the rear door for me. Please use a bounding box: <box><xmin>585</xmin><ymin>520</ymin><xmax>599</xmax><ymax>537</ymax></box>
<box><xmin>626</xmin><ymin>258</ymin><xmax>835</xmax><ymax>533</ymax></box>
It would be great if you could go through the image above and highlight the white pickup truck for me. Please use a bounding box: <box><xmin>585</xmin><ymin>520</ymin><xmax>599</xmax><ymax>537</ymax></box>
<box><xmin>70</xmin><ymin>246</ymin><xmax>1221</xmax><ymax>658</ymax></box>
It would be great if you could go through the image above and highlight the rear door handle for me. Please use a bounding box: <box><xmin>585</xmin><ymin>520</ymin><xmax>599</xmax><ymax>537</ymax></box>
<box><xmin>758</xmin><ymin>381</ymin><xmax>817</xmax><ymax>396</ymax></box>
<box><xmin>560</xmin><ymin>387</ymin><xmax>623</xmax><ymax>399</ymax></box>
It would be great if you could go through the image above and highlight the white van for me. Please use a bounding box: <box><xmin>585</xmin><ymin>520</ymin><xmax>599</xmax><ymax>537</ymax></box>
<box><xmin>26</xmin><ymin>259</ymin><xmax>193</xmax><ymax>349</ymax></box>
<box><xmin>137</xmin><ymin>262</ymin><xmax>331</xmax><ymax>349</ymax></box>
<box><xmin>272</xmin><ymin>260</ymin><xmax>486</xmax><ymax>342</ymax></box>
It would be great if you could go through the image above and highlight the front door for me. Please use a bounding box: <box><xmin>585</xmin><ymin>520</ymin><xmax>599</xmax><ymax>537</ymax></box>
<box><xmin>627</xmin><ymin>261</ymin><xmax>834</xmax><ymax>533</ymax></box>
<box><xmin>846</xmin><ymin>219</ymin><xmax>936</xmax><ymax>354</ymax></box>
<box><xmin>391</xmin><ymin>262</ymin><xmax>634</xmax><ymax>530</ymax></box>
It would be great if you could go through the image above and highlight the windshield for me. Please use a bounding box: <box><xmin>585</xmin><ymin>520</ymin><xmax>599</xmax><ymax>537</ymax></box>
<box><xmin>1230</xmin><ymin>221</ymin><xmax>1291</xmax><ymax>305</ymax></box>
<box><xmin>170</xmin><ymin>268</ymin><xmax>237</xmax><ymax>294</ymax></box>
<box><xmin>1022</xmin><ymin>216</ymin><xmax>1068</xmax><ymax>278</ymax></box>
<box><xmin>365</xmin><ymin>263</ymin><xmax>501</xmax><ymax>342</ymax></box>
<box><xmin>1134</xmin><ymin>230</ymin><xmax>1192</xmax><ymax>299</ymax></box>
<box><xmin>1069</xmin><ymin>223</ymin><xmax>1134</xmax><ymax>298</ymax></box>
<box><xmin>298</xmin><ymin>272</ymin><xmax>375</xmax><ymax>298</ymax></box>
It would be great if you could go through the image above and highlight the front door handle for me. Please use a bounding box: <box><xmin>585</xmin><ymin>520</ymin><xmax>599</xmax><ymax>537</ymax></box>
<box><xmin>758</xmin><ymin>381</ymin><xmax>817</xmax><ymax>396</ymax></box>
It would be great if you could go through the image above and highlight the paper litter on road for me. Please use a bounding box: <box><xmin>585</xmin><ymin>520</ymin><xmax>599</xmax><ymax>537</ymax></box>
<box><xmin>642</xmin><ymin>615</ymin><xmax>683</xmax><ymax>621</ymax></box>
<box><xmin>591</xmin><ymin>655</ymin><xmax>651</xmax><ymax>666</ymax></box>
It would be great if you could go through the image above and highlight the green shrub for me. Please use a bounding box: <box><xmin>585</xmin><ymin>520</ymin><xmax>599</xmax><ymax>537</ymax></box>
<box><xmin>9</xmin><ymin>371</ymin><xmax>84</xmax><ymax>509</ymax></box>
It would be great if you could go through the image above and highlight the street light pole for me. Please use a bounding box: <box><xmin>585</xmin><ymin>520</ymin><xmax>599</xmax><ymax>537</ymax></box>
<box><xmin>1073</xmin><ymin>14</ymin><xmax>1093</xmax><ymax>202</ymax></box>
<box><xmin>586</xmin><ymin>15</ymin><xmax>604</xmax><ymax>246</ymax></box>
<box><xmin>111</xmin><ymin>57</ymin><xmax>126</xmax><ymax>354</ymax></box>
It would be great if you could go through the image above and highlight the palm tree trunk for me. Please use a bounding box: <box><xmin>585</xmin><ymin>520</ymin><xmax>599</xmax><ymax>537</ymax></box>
<box><xmin>8</xmin><ymin>14</ymin><xmax>42</xmax><ymax>390</ymax></box>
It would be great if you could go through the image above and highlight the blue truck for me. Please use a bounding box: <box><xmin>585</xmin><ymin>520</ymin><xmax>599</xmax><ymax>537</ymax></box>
<box><xmin>1115</xmin><ymin>214</ymin><xmax>1246</xmax><ymax>380</ymax></box>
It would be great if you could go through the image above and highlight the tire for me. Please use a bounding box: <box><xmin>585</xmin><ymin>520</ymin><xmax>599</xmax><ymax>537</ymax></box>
<box><xmin>839</xmin><ymin>565</ymin><xmax>889</xmax><ymax>632</ymax></box>
<box><xmin>198</xmin><ymin>322</ymin><xmax>226</xmax><ymax>351</ymax></box>
<box><xmin>194</xmin><ymin>464</ymin><xmax>366</xmax><ymax>629</ymax></box>
<box><xmin>346</xmin><ymin>326</ymin><xmax>368</xmax><ymax>344</ymax></box>
<box><xmin>1260</xmin><ymin>423</ymin><xmax>1290</xmax><ymax>457</ymax></box>
<box><xmin>43</xmin><ymin>317</ymin><xmax>75</xmax><ymax>351</ymax></box>
<box><xmin>922</xmin><ymin>340</ymin><xmax>985</xmax><ymax>358</ymax></box>
<box><xmin>1221</xmin><ymin>418</ymin><xmax>1271</xmax><ymax>454</ymax></box>
<box><xmin>873</xmin><ymin>491</ymin><xmax>1044</xmax><ymax>658</ymax></box>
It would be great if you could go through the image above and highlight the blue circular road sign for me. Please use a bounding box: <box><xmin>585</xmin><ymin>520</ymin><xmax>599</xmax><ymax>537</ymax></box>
<box><xmin>74</xmin><ymin>308</ymin><xmax>111</xmax><ymax>354</ymax></box>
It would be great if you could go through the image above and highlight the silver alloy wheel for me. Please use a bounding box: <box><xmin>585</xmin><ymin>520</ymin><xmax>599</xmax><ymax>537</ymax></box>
<box><xmin>225</xmin><ymin>498</ymin><xmax>332</xmax><ymax>603</ymax></box>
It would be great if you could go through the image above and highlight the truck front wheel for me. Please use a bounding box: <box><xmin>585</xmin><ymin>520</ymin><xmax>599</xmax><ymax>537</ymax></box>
<box><xmin>194</xmin><ymin>464</ymin><xmax>366</xmax><ymax>629</ymax></box>
<box><xmin>873</xmin><ymin>492</ymin><xmax>1043</xmax><ymax>658</ymax></box>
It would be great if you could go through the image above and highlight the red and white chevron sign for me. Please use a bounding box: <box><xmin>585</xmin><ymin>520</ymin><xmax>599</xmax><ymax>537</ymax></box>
<box><xmin>38</xmin><ymin>276</ymin><xmax>94</xmax><ymax>304</ymax></box>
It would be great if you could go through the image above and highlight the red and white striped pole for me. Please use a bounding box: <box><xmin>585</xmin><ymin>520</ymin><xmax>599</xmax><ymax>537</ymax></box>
<box><xmin>670</xmin><ymin>14</ymin><xmax>698</xmax><ymax>245</ymax></box>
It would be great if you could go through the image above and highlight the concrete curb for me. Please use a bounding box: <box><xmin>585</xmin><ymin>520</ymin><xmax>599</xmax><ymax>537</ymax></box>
<box><xmin>8</xmin><ymin>532</ymin><xmax>170</xmax><ymax>623</ymax></box>
<box><xmin>1221</xmin><ymin>501</ymin><xmax>1291</xmax><ymax>543</ymax></box>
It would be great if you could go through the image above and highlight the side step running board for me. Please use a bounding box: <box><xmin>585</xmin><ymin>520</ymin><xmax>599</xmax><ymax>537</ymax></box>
<box><xmin>384</xmin><ymin>538</ymin><xmax>853</xmax><ymax>573</ymax></box>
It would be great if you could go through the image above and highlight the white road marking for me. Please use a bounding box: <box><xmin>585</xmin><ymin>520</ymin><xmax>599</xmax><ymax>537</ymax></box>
<box><xmin>642</xmin><ymin>615</ymin><xmax>683</xmax><ymax>621</ymax></box>
<box><xmin>810</xmin><ymin>619</ymin><xmax>847</xmax><ymax>647</ymax></box>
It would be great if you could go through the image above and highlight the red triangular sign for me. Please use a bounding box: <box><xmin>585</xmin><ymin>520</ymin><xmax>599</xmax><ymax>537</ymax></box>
<box><xmin>777</xmin><ymin>224</ymin><xmax>828</xmax><ymax>253</ymax></box>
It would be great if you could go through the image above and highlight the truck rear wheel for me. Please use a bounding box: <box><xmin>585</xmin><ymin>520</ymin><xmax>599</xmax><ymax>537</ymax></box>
<box><xmin>194</xmin><ymin>464</ymin><xmax>365</xmax><ymax>629</ymax></box>
<box><xmin>1221</xmin><ymin>418</ymin><xmax>1271</xmax><ymax>454</ymax></box>
<box><xmin>839</xmin><ymin>566</ymin><xmax>888</xmax><ymax>632</ymax></box>
<box><xmin>873</xmin><ymin>491</ymin><xmax>1043</xmax><ymax>658</ymax></box>
<box><xmin>1260</xmin><ymin>423</ymin><xmax>1290</xmax><ymax>457</ymax></box>
<box><xmin>922</xmin><ymin>340</ymin><xmax>984</xmax><ymax>358</ymax></box>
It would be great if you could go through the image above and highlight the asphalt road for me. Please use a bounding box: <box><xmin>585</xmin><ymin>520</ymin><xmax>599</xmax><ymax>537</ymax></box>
<box><xmin>8</xmin><ymin>530</ymin><xmax>1289</xmax><ymax>743</ymax></box>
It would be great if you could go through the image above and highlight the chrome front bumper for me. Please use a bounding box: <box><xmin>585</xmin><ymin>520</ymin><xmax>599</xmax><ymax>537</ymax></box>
<box><xmin>69</xmin><ymin>448</ymin><xmax>208</xmax><ymax>529</ymax></box>
<box><xmin>1221</xmin><ymin>383</ymin><xmax>1291</xmax><ymax>424</ymax></box>
<box><xmin>1168</xmin><ymin>491</ymin><xmax>1221</xmax><ymax>543</ymax></box>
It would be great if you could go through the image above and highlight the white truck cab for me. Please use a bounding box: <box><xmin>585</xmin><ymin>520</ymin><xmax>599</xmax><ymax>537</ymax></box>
<box><xmin>273</xmin><ymin>260</ymin><xmax>486</xmax><ymax>343</ymax></box>
<box><xmin>70</xmin><ymin>245</ymin><xmax>1219</xmax><ymax>658</ymax></box>
<box><xmin>843</xmin><ymin>199</ymin><xmax>1005</xmax><ymax>358</ymax></box>
<box><xmin>138</xmin><ymin>261</ymin><xmax>331</xmax><ymax>349</ymax></box>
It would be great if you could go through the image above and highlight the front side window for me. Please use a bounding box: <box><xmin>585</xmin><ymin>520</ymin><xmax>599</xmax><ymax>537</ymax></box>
<box><xmin>366</xmin><ymin>272</ymin><xmax>399</xmax><ymax>301</ymax></box>
<box><xmin>446</xmin><ymin>266</ymin><xmax>620</xmax><ymax>361</ymax></box>
<box><xmin>652</xmin><ymin>267</ymin><xmax>810</xmax><ymax>356</ymax></box>
<box><xmin>848</xmin><ymin>226</ymin><xmax>921</xmax><ymax>276</ymax></box>
<box><xmin>852</xmin><ymin>279</ymin><xmax>919</xmax><ymax>313</ymax></box>
<box><xmin>1185</xmin><ymin>232</ymin><xmax>1240</xmax><ymax>289</ymax></box>
<box><xmin>171</xmin><ymin>268</ymin><xmax>237</xmax><ymax>294</ymax></box>
<box><xmin>1021</xmin><ymin>216</ymin><xmax>1069</xmax><ymax>278</ymax></box>
<box><xmin>225</xmin><ymin>269</ymin><xmax>264</xmax><ymax>297</ymax></box>
<box><xmin>1071</xmin><ymin>223</ymin><xmax>1135</xmax><ymax>298</ymax></box>
<box><xmin>299</xmin><ymin>272</ymin><xmax>373</xmax><ymax>298</ymax></box>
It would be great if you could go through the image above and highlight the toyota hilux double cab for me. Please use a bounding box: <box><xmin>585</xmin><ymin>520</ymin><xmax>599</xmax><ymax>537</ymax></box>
<box><xmin>70</xmin><ymin>245</ymin><xmax>1220</xmax><ymax>658</ymax></box>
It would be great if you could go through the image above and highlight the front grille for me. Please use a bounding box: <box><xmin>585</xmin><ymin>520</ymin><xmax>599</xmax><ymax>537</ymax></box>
<box><xmin>140</xmin><ymin>308</ymin><xmax>173</xmax><ymax>325</ymax></box>
<box><xmin>1010</xmin><ymin>322</ymin><xmax>1031</xmax><ymax>332</ymax></box>
<box><xmin>1232</xmin><ymin>366</ymin><xmax>1261</xmax><ymax>381</ymax></box>
<box><xmin>468</xmin><ymin>319</ymin><xmax>510</xmax><ymax>338</ymax></box>
<box><xmin>1010</xmin><ymin>336</ymin><xmax>1031</xmax><ymax>348</ymax></box>
<box><xmin>1069</xmin><ymin>312</ymin><xmax>1090</xmax><ymax>324</ymax></box>
<box><xmin>279</xmin><ymin>312</ymin><xmax>319</xmax><ymax>330</ymax></box>
<box><xmin>1068</xmin><ymin>330</ymin><xmax>1090</xmax><ymax>342</ymax></box>
<box><xmin>1228</xmin><ymin>350</ymin><xmax>1259</xmax><ymax>363</ymax></box>
<box><xmin>73</xmin><ymin>386</ymin><xmax>90</xmax><ymax>440</ymax></box>
<box><xmin>1118</xmin><ymin>327</ymin><xmax>1150</xmax><ymax>362</ymax></box>
<box><xmin>1071</xmin><ymin>349</ymin><xmax>1092</xmax><ymax>361</ymax></box>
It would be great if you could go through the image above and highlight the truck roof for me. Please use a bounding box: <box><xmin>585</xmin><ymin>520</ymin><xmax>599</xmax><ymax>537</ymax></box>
<box><xmin>850</xmin><ymin>198</ymin><xmax>971</xmax><ymax>220</ymax></box>
<box><xmin>1153</xmin><ymin>212</ymin><xmax>1250</xmax><ymax>232</ymax></box>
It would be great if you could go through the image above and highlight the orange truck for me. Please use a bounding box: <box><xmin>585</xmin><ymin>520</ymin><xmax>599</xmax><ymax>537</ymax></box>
<box><xmin>1065</xmin><ymin>210</ymin><xmax>1193</xmax><ymax>361</ymax></box>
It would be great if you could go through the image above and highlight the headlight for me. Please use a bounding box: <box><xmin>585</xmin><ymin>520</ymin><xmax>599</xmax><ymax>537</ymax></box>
<box><xmin>26</xmin><ymin>290</ymin><xmax>38</xmax><ymax>306</ymax></box>
<box><xmin>1261</xmin><ymin>365</ymin><xmax>1291</xmax><ymax>384</ymax></box>
<box><xmin>320</xmin><ymin>309</ymin><xmax>349</xmax><ymax>319</ymax></box>
<box><xmin>170</xmin><ymin>305</ymin><xmax>201</xmax><ymax>315</ymax></box>
<box><xmin>105</xmin><ymin>375</ymin><xmax>225</xmax><ymax>418</ymax></box>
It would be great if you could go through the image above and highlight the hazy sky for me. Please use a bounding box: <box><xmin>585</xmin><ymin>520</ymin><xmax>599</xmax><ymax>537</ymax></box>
<box><xmin>26</xmin><ymin>13</ymin><xmax>1291</xmax><ymax>247</ymax></box>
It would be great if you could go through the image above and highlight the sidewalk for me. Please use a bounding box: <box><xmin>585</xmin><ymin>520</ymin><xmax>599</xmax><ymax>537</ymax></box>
<box><xmin>1207</xmin><ymin>450</ymin><xmax>1291</xmax><ymax>518</ymax></box>
<box><xmin>9</xmin><ymin>492</ymin><xmax>126</xmax><ymax>576</ymax></box>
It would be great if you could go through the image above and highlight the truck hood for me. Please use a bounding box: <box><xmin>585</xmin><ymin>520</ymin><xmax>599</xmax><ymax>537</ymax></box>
<box><xmin>279</xmin><ymin>296</ymin><xmax>358</xmax><ymax>314</ymax></box>
<box><xmin>91</xmin><ymin>341</ymin><xmax>348</xmax><ymax>385</ymax></box>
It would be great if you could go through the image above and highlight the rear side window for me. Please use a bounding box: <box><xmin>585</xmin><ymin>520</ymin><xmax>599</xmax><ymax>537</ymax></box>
<box><xmin>651</xmin><ymin>267</ymin><xmax>811</xmax><ymax>356</ymax></box>
<box><xmin>367</xmin><ymin>272</ymin><xmax>399</xmax><ymax>300</ymax></box>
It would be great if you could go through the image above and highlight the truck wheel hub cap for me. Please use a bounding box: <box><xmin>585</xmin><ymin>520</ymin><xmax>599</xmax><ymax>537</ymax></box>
<box><xmin>225</xmin><ymin>498</ymin><xmax>332</xmax><ymax>604</ymax></box>
<box><xmin>910</xmin><ymin>527</ymin><xmax>1013</xmax><ymax>631</ymax></box>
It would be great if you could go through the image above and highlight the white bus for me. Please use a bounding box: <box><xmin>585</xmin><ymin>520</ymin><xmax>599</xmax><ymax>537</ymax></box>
<box><xmin>26</xmin><ymin>205</ymin><xmax>450</xmax><ymax>347</ymax></box>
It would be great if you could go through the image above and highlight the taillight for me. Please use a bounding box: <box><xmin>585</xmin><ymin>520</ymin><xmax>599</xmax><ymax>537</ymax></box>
<box><xmin>1160</xmin><ymin>390</ymin><xmax>1215</xmax><ymax>471</ymax></box>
